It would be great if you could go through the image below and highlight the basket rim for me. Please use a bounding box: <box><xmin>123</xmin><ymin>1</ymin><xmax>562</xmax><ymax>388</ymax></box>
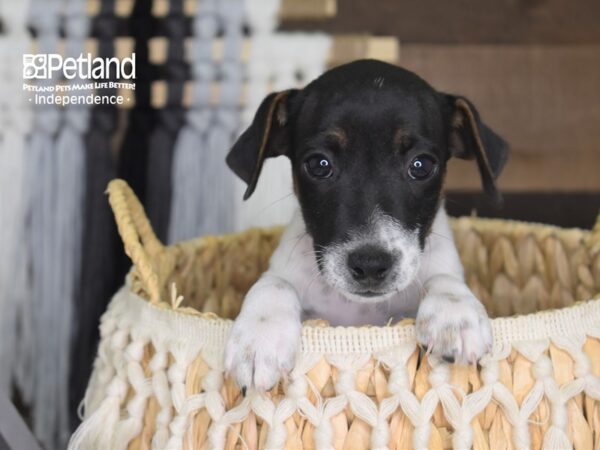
<box><xmin>120</xmin><ymin>276</ymin><xmax>600</xmax><ymax>355</ymax></box>
<box><xmin>129</xmin><ymin>214</ymin><xmax>597</xmax><ymax>320</ymax></box>
<box><xmin>119</xmin><ymin>210</ymin><xmax>600</xmax><ymax>355</ymax></box>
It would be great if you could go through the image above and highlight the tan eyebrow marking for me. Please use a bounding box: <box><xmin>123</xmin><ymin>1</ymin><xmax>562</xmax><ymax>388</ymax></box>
<box><xmin>393</xmin><ymin>128</ymin><xmax>411</xmax><ymax>152</ymax></box>
<box><xmin>326</xmin><ymin>128</ymin><xmax>348</xmax><ymax>148</ymax></box>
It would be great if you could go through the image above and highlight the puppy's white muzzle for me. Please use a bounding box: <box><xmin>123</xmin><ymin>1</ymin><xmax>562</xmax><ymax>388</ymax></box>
<box><xmin>319</xmin><ymin>211</ymin><xmax>421</xmax><ymax>303</ymax></box>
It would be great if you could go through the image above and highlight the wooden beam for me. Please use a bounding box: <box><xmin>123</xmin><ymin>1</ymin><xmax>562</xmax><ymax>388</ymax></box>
<box><xmin>279</xmin><ymin>0</ymin><xmax>337</xmax><ymax>21</ymax></box>
<box><xmin>87</xmin><ymin>0</ymin><xmax>337</xmax><ymax>20</ymax></box>
<box><xmin>328</xmin><ymin>35</ymin><xmax>398</xmax><ymax>67</ymax></box>
<box><xmin>445</xmin><ymin>192</ymin><xmax>600</xmax><ymax>229</ymax></box>
<box><xmin>281</xmin><ymin>0</ymin><xmax>600</xmax><ymax>44</ymax></box>
<box><xmin>446</xmin><ymin>151</ymin><xmax>600</xmax><ymax>192</ymax></box>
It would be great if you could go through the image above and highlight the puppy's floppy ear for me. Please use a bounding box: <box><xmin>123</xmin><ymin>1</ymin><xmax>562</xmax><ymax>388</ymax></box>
<box><xmin>227</xmin><ymin>89</ymin><xmax>298</xmax><ymax>200</ymax></box>
<box><xmin>445</xmin><ymin>94</ymin><xmax>509</xmax><ymax>203</ymax></box>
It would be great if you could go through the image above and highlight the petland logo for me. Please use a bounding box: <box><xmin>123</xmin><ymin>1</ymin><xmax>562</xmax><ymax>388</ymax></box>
<box><xmin>23</xmin><ymin>53</ymin><xmax>136</xmax><ymax>80</ymax></box>
<box><xmin>23</xmin><ymin>53</ymin><xmax>136</xmax><ymax>106</ymax></box>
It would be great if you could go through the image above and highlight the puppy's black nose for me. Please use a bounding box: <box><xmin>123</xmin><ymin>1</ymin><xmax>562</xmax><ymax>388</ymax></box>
<box><xmin>347</xmin><ymin>246</ymin><xmax>393</xmax><ymax>284</ymax></box>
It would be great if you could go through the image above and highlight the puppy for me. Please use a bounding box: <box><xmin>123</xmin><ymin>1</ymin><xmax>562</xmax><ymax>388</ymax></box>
<box><xmin>224</xmin><ymin>59</ymin><xmax>508</xmax><ymax>392</ymax></box>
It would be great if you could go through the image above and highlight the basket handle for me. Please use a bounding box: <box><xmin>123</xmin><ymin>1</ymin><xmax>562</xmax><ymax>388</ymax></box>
<box><xmin>593</xmin><ymin>214</ymin><xmax>600</xmax><ymax>234</ymax></box>
<box><xmin>591</xmin><ymin>214</ymin><xmax>600</xmax><ymax>253</ymax></box>
<box><xmin>107</xmin><ymin>179</ymin><xmax>164</xmax><ymax>304</ymax></box>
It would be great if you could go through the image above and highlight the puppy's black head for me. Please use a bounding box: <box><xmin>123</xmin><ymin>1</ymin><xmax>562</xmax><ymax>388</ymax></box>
<box><xmin>228</xmin><ymin>60</ymin><xmax>508</xmax><ymax>301</ymax></box>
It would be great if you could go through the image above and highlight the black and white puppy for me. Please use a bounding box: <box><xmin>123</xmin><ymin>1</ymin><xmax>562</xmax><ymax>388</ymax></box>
<box><xmin>224</xmin><ymin>59</ymin><xmax>508</xmax><ymax>392</ymax></box>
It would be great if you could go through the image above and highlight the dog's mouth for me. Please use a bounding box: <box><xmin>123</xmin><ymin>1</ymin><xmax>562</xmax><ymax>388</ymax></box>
<box><xmin>339</xmin><ymin>287</ymin><xmax>399</xmax><ymax>304</ymax></box>
<box><xmin>355</xmin><ymin>290</ymin><xmax>385</xmax><ymax>298</ymax></box>
<box><xmin>317</xmin><ymin>251</ymin><xmax>419</xmax><ymax>304</ymax></box>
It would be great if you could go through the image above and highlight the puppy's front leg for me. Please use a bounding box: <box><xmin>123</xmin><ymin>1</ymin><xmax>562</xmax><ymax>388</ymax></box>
<box><xmin>224</xmin><ymin>273</ymin><xmax>301</xmax><ymax>393</ymax></box>
<box><xmin>416</xmin><ymin>274</ymin><xmax>492</xmax><ymax>364</ymax></box>
<box><xmin>415</xmin><ymin>209</ymin><xmax>492</xmax><ymax>364</ymax></box>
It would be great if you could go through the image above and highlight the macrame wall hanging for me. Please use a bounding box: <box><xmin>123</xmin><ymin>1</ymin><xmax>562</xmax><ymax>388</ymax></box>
<box><xmin>195</xmin><ymin>0</ymin><xmax>244</xmax><ymax>236</ymax></box>
<box><xmin>70</xmin><ymin>0</ymin><xmax>120</xmax><ymax>430</ymax></box>
<box><xmin>233</xmin><ymin>28</ymin><xmax>332</xmax><ymax>231</ymax></box>
<box><xmin>53</xmin><ymin>0</ymin><xmax>91</xmax><ymax>440</ymax></box>
<box><xmin>167</xmin><ymin>0</ymin><xmax>335</xmax><ymax>240</ymax></box>
<box><xmin>144</xmin><ymin>0</ymin><xmax>186</xmax><ymax>242</ymax></box>
<box><xmin>0</xmin><ymin>0</ymin><xmax>32</xmax><ymax>399</ymax></box>
<box><xmin>168</xmin><ymin>0</ymin><xmax>245</xmax><ymax>242</ymax></box>
<box><xmin>117</xmin><ymin>0</ymin><xmax>155</xmax><ymax>209</ymax></box>
<box><xmin>26</xmin><ymin>0</ymin><xmax>90</xmax><ymax>447</ymax></box>
<box><xmin>168</xmin><ymin>0</ymin><xmax>218</xmax><ymax>242</ymax></box>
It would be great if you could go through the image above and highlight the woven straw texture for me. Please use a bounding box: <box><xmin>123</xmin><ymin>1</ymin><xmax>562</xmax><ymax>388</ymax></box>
<box><xmin>69</xmin><ymin>179</ymin><xmax>600</xmax><ymax>450</ymax></box>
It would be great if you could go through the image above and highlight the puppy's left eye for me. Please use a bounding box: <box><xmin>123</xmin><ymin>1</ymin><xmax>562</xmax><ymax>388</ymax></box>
<box><xmin>305</xmin><ymin>155</ymin><xmax>333</xmax><ymax>179</ymax></box>
<box><xmin>408</xmin><ymin>155</ymin><xmax>436</xmax><ymax>180</ymax></box>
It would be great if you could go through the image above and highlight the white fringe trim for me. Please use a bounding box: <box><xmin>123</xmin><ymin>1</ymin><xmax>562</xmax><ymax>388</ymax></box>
<box><xmin>70</xmin><ymin>284</ymin><xmax>600</xmax><ymax>450</ymax></box>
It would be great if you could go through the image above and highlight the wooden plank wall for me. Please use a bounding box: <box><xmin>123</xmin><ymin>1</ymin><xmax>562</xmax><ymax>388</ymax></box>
<box><xmin>401</xmin><ymin>44</ymin><xmax>600</xmax><ymax>192</ymax></box>
<box><xmin>285</xmin><ymin>0</ymin><xmax>600</xmax><ymax>44</ymax></box>
<box><xmin>287</xmin><ymin>0</ymin><xmax>600</xmax><ymax>194</ymax></box>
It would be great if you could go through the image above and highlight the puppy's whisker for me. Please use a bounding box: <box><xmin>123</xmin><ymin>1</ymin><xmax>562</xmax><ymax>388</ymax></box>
<box><xmin>300</xmin><ymin>267</ymin><xmax>323</xmax><ymax>303</ymax></box>
<box><xmin>286</xmin><ymin>232</ymin><xmax>309</xmax><ymax>266</ymax></box>
<box><xmin>429</xmin><ymin>231</ymin><xmax>454</xmax><ymax>242</ymax></box>
<box><xmin>413</xmin><ymin>278</ymin><xmax>427</xmax><ymax>299</ymax></box>
<box><xmin>247</xmin><ymin>192</ymin><xmax>295</xmax><ymax>223</ymax></box>
<box><xmin>301</xmin><ymin>249</ymin><xmax>324</xmax><ymax>257</ymax></box>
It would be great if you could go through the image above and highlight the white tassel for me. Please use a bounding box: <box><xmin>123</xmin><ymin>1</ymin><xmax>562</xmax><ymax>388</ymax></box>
<box><xmin>68</xmin><ymin>392</ymin><xmax>124</xmax><ymax>450</ymax></box>
<box><xmin>27</xmin><ymin>0</ymin><xmax>63</xmax><ymax>444</ymax></box>
<box><xmin>542</xmin><ymin>425</ymin><xmax>572</xmax><ymax>450</ymax></box>
<box><xmin>26</xmin><ymin>0</ymin><xmax>89</xmax><ymax>447</ymax></box>
<box><xmin>0</xmin><ymin>0</ymin><xmax>32</xmax><ymax>398</ymax></box>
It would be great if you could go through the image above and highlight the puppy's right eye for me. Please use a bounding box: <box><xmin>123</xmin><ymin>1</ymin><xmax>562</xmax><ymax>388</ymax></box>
<box><xmin>305</xmin><ymin>155</ymin><xmax>333</xmax><ymax>179</ymax></box>
<box><xmin>408</xmin><ymin>155</ymin><xmax>436</xmax><ymax>180</ymax></box>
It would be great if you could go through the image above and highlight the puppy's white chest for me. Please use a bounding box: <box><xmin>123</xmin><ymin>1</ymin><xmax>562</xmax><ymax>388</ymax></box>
<box><xmin>300</xmin><ymin>280</ymin><xmax>420</xmax><ymax>326</ymax></box>
<box><xmin>271</xmin><ymin>214</ymin><xmax>421</xmax><ymax>326</ymax></box>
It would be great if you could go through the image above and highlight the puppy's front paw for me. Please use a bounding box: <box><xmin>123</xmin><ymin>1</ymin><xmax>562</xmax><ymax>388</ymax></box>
<box><xmin>416</xmin><ymin>290</ymin><xmax>492</xmax><ymax>365</ymax></box>
<box><xmin>224</xmin><ymin>313</ymin><xmax>301</xmax><ymax>393</ymax></box>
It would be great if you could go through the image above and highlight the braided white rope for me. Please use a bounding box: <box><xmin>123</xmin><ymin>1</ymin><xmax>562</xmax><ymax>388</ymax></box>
<box><xmin>246</xmin><ymin>354</ymin><xmax>322</xmax><ymax>448</ymax></box>
<box><xmin>72</xmin><ymin>287</ymin><xmax>600</xmax><ymax>449</ymax></box>
<box><xmin>113</xmin><ymin>329</ymin><xmax>153</xmax><ymax>449</ymax></box>
<box><xmin>164</xmin><ymin>340</ymin><xmax>204</xmax><ymax>449</ymax></box>
<box><xmin>81</xmin><ymin>297</ymin><xmax>127</xmax><ymax>415</ymax></box>
<box><xmin>69</xmin><ymin>300</ymin><xmax>132</xmax><ymax>449</ymax></box>
<box><xmin>150</xmin><ymin>339</ymin><xmax>173</xmax><ymax>449</ymax></box>
<box><xmin>378</xmin><ymin>345</ymin><xmax>434</xmax><ymax>450</ymax></box>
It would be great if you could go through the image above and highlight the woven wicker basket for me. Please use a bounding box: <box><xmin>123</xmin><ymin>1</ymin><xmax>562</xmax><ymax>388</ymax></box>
<box><xmin>69</xmin><ymin>179</ymin><xmax>600</xmax><ymax>450</ymax></box>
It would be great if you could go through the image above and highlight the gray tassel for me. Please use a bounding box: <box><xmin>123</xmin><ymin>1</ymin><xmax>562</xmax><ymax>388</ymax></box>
<box><xmin>168</xmin><ymin>0</ymin><xmax>219</xmax><ymax>242</ymax></box>
<box><xmin>168</xmin><ymin>0</ymin><xmax>245</xmax><ymax>242</ymax></box>
<box><xmin>0</xmin><ymin>0</ymin><xmax>32</xmax><ymax>398</ymax></box>
<box><xmin>27</xmin><ymin>0</ymin><xmax>89</xmax><ymax>447</ymax></box>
